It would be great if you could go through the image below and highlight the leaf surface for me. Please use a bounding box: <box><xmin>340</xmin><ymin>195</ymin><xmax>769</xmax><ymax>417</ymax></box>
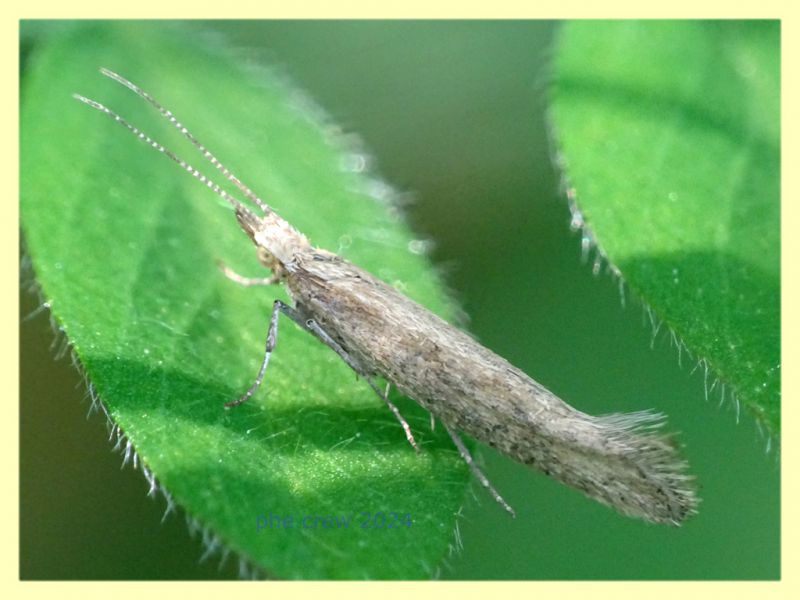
<box><xmin>21</xmin><ymin>22</ymin><xmax>468</xmax><ymax>579</ymax></box>
<box><xmin>551</xmin><ymin>20</ymin><xmax>780</xmax><ymax>434</ymax></box>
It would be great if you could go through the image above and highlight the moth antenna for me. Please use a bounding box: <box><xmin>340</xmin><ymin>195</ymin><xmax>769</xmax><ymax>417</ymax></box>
<box><xmin>98</xmin><ymin>67</ymin><xmax>273</xmax><ymax>215</ymax></box>
<box><xmin>72</xmin><ymin>93</ymin><xmax>255</xmax><ymax>218</ymax></box>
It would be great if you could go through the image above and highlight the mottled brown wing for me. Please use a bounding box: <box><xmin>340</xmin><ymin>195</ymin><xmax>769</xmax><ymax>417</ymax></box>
<box><xmin>286</xmin><ymin>251</ymin><xmax>697</xmax><ymax>524</ymax></box>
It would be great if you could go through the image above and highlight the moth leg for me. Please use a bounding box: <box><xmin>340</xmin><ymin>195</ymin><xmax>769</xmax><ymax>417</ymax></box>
<box><xmin>380</xmin><ymin>382</ymin><xmax>421</xmax><ymax>453</ymax></box>
<box><xmin>217</xmin><ymin>260</ymin><xmax>279</xmax><ymax>287</ymax></box>
<box><xmin>443</xmin><ymin>422</ymin><xmax>516</xmax><ymax>518</ymax></box>
<box><xmin>225</xmin><ymin>299</ymin><xmax>291</xmax><ymax>409</ymax></box>
<box><xmin>302</xmin><ymin>318</ymin><xmax>420</xmax><ymax>452</ymax></box>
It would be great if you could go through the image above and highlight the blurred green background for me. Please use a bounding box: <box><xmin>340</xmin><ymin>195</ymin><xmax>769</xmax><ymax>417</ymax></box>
<box><xmin>20</xmin><ymin>21</ymin><xmax>779</xmax><ymax>579</ymax></box>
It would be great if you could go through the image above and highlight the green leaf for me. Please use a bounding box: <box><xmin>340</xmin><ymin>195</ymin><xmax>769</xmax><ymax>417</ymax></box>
<box><xmin>21</xmin><ymin>21</ymin><xmax>469</xmax><ymax>579</ymax></box>
<box><xmin>551</xmin><ymin>21</ymin><xmax>780</xmax><ymax>436</ymax></box>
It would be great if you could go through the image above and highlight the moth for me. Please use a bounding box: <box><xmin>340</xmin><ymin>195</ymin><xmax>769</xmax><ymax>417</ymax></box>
<box><xmin>75</xmin><ymin>68</ymin><xmax>698</xmax><ymax>525</ymax></box>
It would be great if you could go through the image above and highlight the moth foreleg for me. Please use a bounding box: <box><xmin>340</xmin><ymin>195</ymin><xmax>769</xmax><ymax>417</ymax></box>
<box><xmin>301</xmin><ymin>318</ymin><xmax>420</xmax><ymax>452</ymax></box>
<box><xmin>217</xmin><ymin>260</ymin><xmax>280</xmax><ymax>287</ymax></box>
<box><xmin>443</xmin><ymin>422</ymin><xmax>516</xmax><ymax>518</ymax></box>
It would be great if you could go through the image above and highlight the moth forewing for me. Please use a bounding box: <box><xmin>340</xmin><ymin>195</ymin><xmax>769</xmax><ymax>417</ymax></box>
<box><xmin>76</xmin><ymin>68</ymin><xmax>698</xmax><ymax>525</ymax></box>
<box><xmin>288</xmin><ymin>251</ymin><xmax>697</xmax><ymax>525</ymax></box>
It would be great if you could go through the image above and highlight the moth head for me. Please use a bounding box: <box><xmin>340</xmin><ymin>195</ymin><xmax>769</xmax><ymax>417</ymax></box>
<box><xmin>72</xmin><ymin>69</ymin><xmax>311</xmax><ymax>276</ymax></box>
<box><xmin>234</xmin><ymin>203</ymin><xmax>310</xmax><ymax>273</ymax></box>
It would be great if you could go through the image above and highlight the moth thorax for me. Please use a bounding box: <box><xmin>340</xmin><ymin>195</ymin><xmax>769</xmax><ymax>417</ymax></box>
<box><xmin>254</xmin><ymin>215</ymin><xmax>311</xmax><ymax>268</ymax></box>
